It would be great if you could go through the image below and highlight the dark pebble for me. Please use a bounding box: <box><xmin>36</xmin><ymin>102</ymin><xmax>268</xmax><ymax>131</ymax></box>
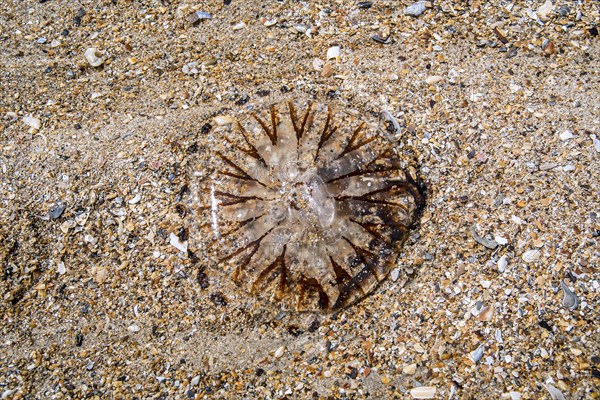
<box><xmin>357</xmin><ymin>2</ymin><xmax>373</xmax><ymax>9</ymax></box>
<box><xmin>256</xmin><ymin>89</ymin><xmax>270</xmax><ymax>97</ymax></box>
<box><xmin>209</xmin><ymin>292</ymin><xmax>227</xmax><ymax>306</ymax></box>
<box><xmin>197</xmin><ymin>271</ymin><xmax>210</xmax><ymax>289</ymax></box>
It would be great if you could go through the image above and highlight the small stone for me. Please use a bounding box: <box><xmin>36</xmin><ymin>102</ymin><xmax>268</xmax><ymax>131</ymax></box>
<box><xmin>410</xmin><ymin>386</ymin><xmax>436</xmax><ymax>399</ymax></box>
<box><xmin>128</xmin><ymin>324</ymin><xmax>140</xmax><ymax>333</ymax></box>
<box><xmin>313</xmin><ymin>58</ymin><xmax>324</xmax><ymax>71</ymax></box>
<box><xmin>128</xmin><ymin>194</ymin><xmax>141</xmax><ymax>204</ymax></box>
<box><xmin>591</xmin><ymin>134</ymin><xmax>600</xmax><ymax>153</ymax></box>
<box><xmin>391</xmin><ymin>268</ymin><xmax>400</xmax><ymax>282</ymax></box>
<box><xmin>380</xmin><ymin>375</ymin><xmax>391</xmax><ymax>385</ymax></box>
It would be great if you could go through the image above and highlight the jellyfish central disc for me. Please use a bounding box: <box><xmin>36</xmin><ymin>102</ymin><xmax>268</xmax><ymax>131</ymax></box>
<box><xmin>276</xmin><ymin>174</ymin><xmax>336</xmax><ymax>229</ymax></box>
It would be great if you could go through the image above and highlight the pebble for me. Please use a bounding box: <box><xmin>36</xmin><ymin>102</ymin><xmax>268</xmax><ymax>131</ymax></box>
<box><xmin>537</xmin><ymin>0</ymin><xmax>554</xmax><ymax>20</ymax></box>
<box><xmin>410</xmin><ymin>386</ymin><xmax>436</xmax><ymax>399</ymax></box>
<box><xmin>84</xmin><ymin>48</ymin><xmax>104</xmax><ymax>67</ymax></box>
<box><xmin>274</xmin><ymin>346</ymin><xmax>285</xmax><ymax>358</ymax></box>
<box><xmin>23</xmin><ymin>115</ymin><xmax>41</xmax><ymax>130</ymax></box>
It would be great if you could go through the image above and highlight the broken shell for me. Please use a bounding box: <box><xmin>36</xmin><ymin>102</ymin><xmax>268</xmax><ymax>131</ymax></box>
<box><xmin>326</xmin><ymin>46</ymin><xmax>340</xmax><ymax>60</ymax></box>
<box><xmin>404</xmin><ymin>1</ymin><xmax>430</xmax><ymax>17</ymax></box>
<box><xmin>232</xmin><ymin>21</ymin><xmax>246</xmax><ymax>31</ymax></box>
<box><xmin>590</xmin><ymin>134</ymin><xmax>600</xmax><ymax>153</ymax></box>
<box><xmin>471</xmin><ymin>226</ymin><xmax>498</xmax><ymax>249</ymax></box>
<box><xmin>425</xmin><ymin>75</ymin><xmax>443</xmax><ymax>85</ymax></box>
<box><xmin>213</xmin><ymin>115</ymin><xmax>234</xmax><ymax>126</ymax></box>
<box><xmin>542</xmin><ymin>383</ymin><xmax>565</xmax><ymax>400</ymax></box>
<box><xmin>313</xmin><ymin>58</ymin><xmax>325</xmax><ymax>71</ymax></box>
<box><xmin>128</xmin><ymin>194</ymin><xmax>141</xmax><ymax>204</ymax></box>
<box><xmin>188</xmin><ymin>11</ymin><xmax>212</xmax><ymax>25</ymax></box>
<box><xmin>537</xmin><ymin>0</ymin><xmax>554</xmax><ymax>20</ymax></box>
<box><xmin>410</xmin><ymin>386</ymin><xmax>436</xmax><ymax>399</ymax></box>
<box><xmin>478</xmin><ymin>305</ymin><xmax>494</xmax><ymax>322</ymax></box>
<box><xmin>522</xmin><ymin>249</ymin><xmax>540</xmax><ymax>262</ymax></box>
<box><xmin>379</xmin><ymin>110</ymin><xmax>402</xmax><ymax>136</ymax></box>
<box><xmin>403</xmin><ymin>363</ymin><xmax>417</xmax><ymax>375</ymax></box>
<box><xmin>560</xmin><ymin>281</ymin><xmax>579</xmax><ymax>310</ymax></box>
<box><xmin>23</xmin><ymin>115</ymin><xmax>41</xmax><ymax>130</ymax></box>
<box><xmin>274</xmin><ymin>346</ymin><xmax>285</xmax><ymax>358</ymax></box>
<box><xmin>559</xmin><ymin>130</ymin><xmax>574</xmax><ymax>141</ymax></box>
<box><xmin>169</xmin><ymin>233</ymin><xmax>188</xmax><ymax>253</ymax></box>
<box><xmin>497</xmin><ymin>255</ymin><xmax>508</xmax><ymax>272</ymax></box>
<box><xmin>84</xmin><ymin>48</ymin><xmax>104</xmax><ymax>67</ymax></box>
<box><xmin>469</xmin><ymin>345</ymin><xmax>484</xmax><ymax>363</ymax></box>
<box><xmin>321</xmin><ymin>63</ymin><xmax>334</xmax><ymax>78</ymax></box>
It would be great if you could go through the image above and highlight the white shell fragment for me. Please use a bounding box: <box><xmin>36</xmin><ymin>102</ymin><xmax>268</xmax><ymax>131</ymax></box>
<box><xmin>214</xmin><ymin>115</ymin><xmax>234</xmax><ymax>126</ymax></box>
<box><xmin>494</xmin><ymin>235</ymin><xmax>508</xmax><ymax>245</ymax></box>
<box><xmin>559</xmin><ymin>130</ymin><xmax>574</xmax><ymax>141</ymax></box>
<box><xmin>232</xmin><ymin>21</ymin><xmax>246</xmax><ymax>31</ymax></box>
<box><xmin>522</xmin><ymin>249</ymin><xmax>540</xmax><ymax>262</ymax></box>
<box><xmin>188</xmin><ymin>11</ymin><xmax>212</xmax><ymax>25</ymax></box>
<box><xmin>128</xmin><ymin>194</ymin><xmax>142</xmax><ymax>205</ymax></box>
<box><xmin>57</xmin><ymin>262</ymin><xmax>66</xmax><ymax>275</ymax></box>
<box><xmin>169</xmin><ymin>232</ymin><xmax>188</xmax><ymax>253</ymax></box>
<box><xmin>410</xmin><ymin>386</ymin><xmax>436</xmax><ymax>399</ymax></box>
<box><xmin>404</xmin><ymin>1</ymin><xmax>429</xmax><ymax>17</ymax></box>
<box><xmin>469</xmin><ymin>345</ymin><xmax>484</xmax><ymax>363</ymax></box>
<box><xmin>84</xmin><ymin>48</ymin><xmax>104</xmax><ymax>67</ymax></box>
<box><xmin>23</xmin><ymin>115</ymin><xmax>41</xmax><ymax>130</ymax></box>
<box><xmin>274</xmin><ymin>346</ymin><xmax>285</xmax><ymax>358</ymax></box>
<box><xmin>425</xmin><ymin>75</ymin><xmax>443</xmax><ymax>85</ymax></box>
<box><xmin>542</xmin><ymin>383</ymin><xmax>565</xmax><ymax>400</ymax></box>
<box><xmin>560</xmin><ymin>281</ymin><xmax>579</xmax><ymax>310</ymax></box>
<box><xmin>591</xmin><ymin>134</ymin><xmax>600</xmax><ymax>153</ymax></box>
<box><xmin>497</xmin><ymin>255</ymin><xmax>508</xmax><ymax>272</ymax></box>
<box><xmin>537</xmin><ymin>0</ymin><xmax>554</xmax><ymax>20</ymax></box>
<box><xmin>326</xmin><ymin>46</ymin><xmax>340</xmax><ymax>60</ymax></box>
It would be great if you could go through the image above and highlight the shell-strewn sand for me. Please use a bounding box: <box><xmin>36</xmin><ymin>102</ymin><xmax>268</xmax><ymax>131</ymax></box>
<box><xmin>1</xmin><ymin>0</ymin><xmax>598</xmax><ymax>398</ymax></box>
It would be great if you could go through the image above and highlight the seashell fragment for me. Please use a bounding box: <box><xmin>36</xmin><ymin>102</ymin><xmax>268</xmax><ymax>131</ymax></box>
<box><xmin>559</xmin><ymin>130</ymin><xmax>574</xmax><ymax>141</ymax></box>
<box><xmin>542</xmin><ymin>383</ymin><xmax>565</xmax><ymax>400</ymax></box>
<box><xmin>410</xmin><ymin>386</ymin><xmax>436</xmax><ymax>399</ymax></box>
<box><xmin>404</xmin><ymin>1</ymin><xmax>430</xmax><ymax>17</ymax></box>
<box><xmin>213</xmin><ymin>115</ymin><xmax>234</xmax><ymax>126</ymax></box>
<box><xmin>537</xmin><ymin>0</ymin><xmax>554</xmax><ymax>20</ymax></box>
<box><xmin>522</xmin><ymin>249</ymin><xmax>540</xmax><ymax>262</ymax></box>
<box><xmin>232</xmin><ymin>21</ymin><xmax>246</xmax><ymax>31</ymax></box>
<box><xmin>188</xmin><ymin>11</ymin><xmax>212</xmax><ymax>25</ymax></box>
<box><xmin>84</xmin><ymin>48</ymin><xmax>104</xmax><ymax>67</ymax></box>
<box><xmin>23</xmin><ymin>115</ymin><xmax>41</xmax><ymax>130</ymax></box>
<box><xmin>560</xmin><ymin>281</ymin><xmax>579</xmax><ymax>310</ymax></box>
<box><xmin>425</xmin><ymin>75</ymin><xmax>443</xmax><ymax>85</ymax></box>
<box><xmin>591</xmin><ymin>134</ymin><xmax>600</xmax><ymax>153</ymax></box>
<box><xmin>471</xmin><ymin>226</ymin><xmax>498</xmax><ymax>249</ymax></box>
<box><xmin>192</xmin><ymin>101</ymin><xmax>425</xmax><ymax>311</ymax></box>
<box><xmin>326</xmin><ymin>46</ymin><xmax>340</xmax><ymax>60</ymax></box>
<box><xmin>497</xmin><ymin>255</ymin><xmax>508</xmax><ymax>272</ymax></box>
<box><xmin>468</xmin><ymin>345</ymin><xmax>484</xmax><ymax>363</ymax></box>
